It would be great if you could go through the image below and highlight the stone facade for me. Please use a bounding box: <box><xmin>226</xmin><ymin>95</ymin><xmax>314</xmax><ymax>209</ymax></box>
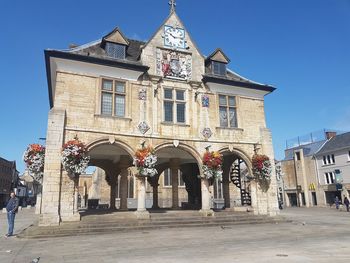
<box><xmin>41</xmin><ymin>5</ymin><xmax>278</xmax><ymax>226</ymax></box>
<box><xmin>0</xmin><ymin>157</ymin><xmax>17</xmax><ymax>209</ymax></box>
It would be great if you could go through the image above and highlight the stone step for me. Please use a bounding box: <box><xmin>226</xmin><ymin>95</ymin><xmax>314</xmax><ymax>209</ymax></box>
<box><xmin>79</xmin><ymin>215</ymin><xmax>270</xmax><ymax>226</ymax></box>
<box><xmin>19</xmin><ymin>214</ymin><xmax>287</xmax><ymax>239</ymax></box>
<box><xmin>20</xmin><ymin>219</ymin><xmax>283</xmax><ymax>239</ymax></box>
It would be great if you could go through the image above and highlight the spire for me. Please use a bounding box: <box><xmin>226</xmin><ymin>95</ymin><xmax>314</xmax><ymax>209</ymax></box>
<box><xmin>169</xmin><ymin>0</ymin><xmax>176</xmax><ymax>13</ymax></box>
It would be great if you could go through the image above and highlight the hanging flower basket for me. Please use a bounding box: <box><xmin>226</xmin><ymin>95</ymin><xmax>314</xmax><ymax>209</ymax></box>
<box><xmin>23</xmin><ymin>144</ymin><xmax>45</xmax><ymax>183</ymax></box>
<box><xmin>133</xmin><ymin>144</ymin><xmax>158</xmax><ymax>177</ymax></box>
<box><xmin>202</xmin><ymin>150</ymin><xmax>223</xmax><ymax>181</ymax></box>
<box><xmin>252</xmin><ymin>154</ymin><xmax>272</xmax><ymax>191</ymax></box>
<box><xmin>61</xmin><ymin>138</ymin><xmax>90</xmax><ymax>178</ymax></box>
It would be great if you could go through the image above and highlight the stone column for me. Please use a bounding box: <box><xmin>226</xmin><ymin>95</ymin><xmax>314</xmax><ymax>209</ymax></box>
<box><xmin>109</xmin><ymin>173</ymin><xmax>117</xmax><ymax>210</ymax></box>
<box><xmin>39</xmin><ymin>108</ymin><xmax>66</xmax><ymax>226</ymax></box>
<box><xmin>260</xmin><ymin>128</ymin><xmax>279</xmax><ymax>216</ymax></box>
<box><xmin>119</xmin><ymin>156</ymin><xmax>131</xmax><ymax>211</ymax></box>
<box><xmin>149</xmin><ymin>175</ymin><xmax>159</xmax><ymax>209</ymax></box>
<box><xmin>135</xmin><ymin>176</ymin><xmax>150</xmax><ymax>219</ymax></box>
<box><xmin>73</xmin><ymin>177</ymin><xmax>79</xmax><ymax>214</ymax></box>
<box><xmin>222</xmin><ymin>157</ymin><xmax>233</xmax><ymax>208</ymax></box>
<box><xmin>199</xmin><ymin>178</ymin><xmax>214</xmax><ymax>216</ymax></box>
<box><xmin>35</xmin><ymin>184</ymin><xmax>42</xmax><ymax>215</ymax></box>
<box><xmin>170</xmin><ymin>158</ymin><xmax>180</xmax><ymax>209</ymax></box>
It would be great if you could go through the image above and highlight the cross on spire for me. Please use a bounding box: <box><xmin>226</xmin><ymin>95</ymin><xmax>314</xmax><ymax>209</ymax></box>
<box><xmin>169</xmin><ymin>0</ymin><xmax>176</xmax><ymax>13</ymax></box>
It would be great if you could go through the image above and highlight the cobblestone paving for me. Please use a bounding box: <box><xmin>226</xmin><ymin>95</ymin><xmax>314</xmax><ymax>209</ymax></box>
<box><xmin>1</xmin><ymin>207</ymin><xmax>350</xmax><ymax>262</ymax></box>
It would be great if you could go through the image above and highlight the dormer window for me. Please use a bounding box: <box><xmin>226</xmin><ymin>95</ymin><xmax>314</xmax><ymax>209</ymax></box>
<box><xmin>212</xmin><ymin>61</ymin><xmax>226</xmax><ymax>76</ymax></box>
<box><xmin>105</xmin><ymin>42</ymin><xmax>126</xmax><ymax>59</ymax></box>
<box><xmin>206</xmin><ymin>48</ymin><xmax>230</xmax><ymax>77</ymax></box>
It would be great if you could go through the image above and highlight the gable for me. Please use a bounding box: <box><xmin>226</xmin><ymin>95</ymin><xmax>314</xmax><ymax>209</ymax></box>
<box><xmin>207</xmin><ymin>49</ymin><xmax>230</xmax><ymax>64</ymax></box>
<box><xmin>103</xmin><ymin>28</ymin><xmax>129</xmax><ymax>46</ymax></box>
<box><xmin>141</xmin><ymin>11</ymin><xmax>205</xmax><ymax>82</ymax></box>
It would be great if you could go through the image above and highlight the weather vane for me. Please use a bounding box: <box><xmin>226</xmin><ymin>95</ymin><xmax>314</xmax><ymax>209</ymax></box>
<box><xmin>169</xmin><ymin>0</ymin><xmax>176</xmax><ymax>13</ymax></box>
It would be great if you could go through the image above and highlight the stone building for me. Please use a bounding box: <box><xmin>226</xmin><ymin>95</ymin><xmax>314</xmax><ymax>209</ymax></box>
<box><xmin>0</xmin><ymin>157</ymin><xmax>18</xmax><ymax>208</ymax></box>
<box><xmin>41</xmin><ymin>2</ymin><xmax>277</xmax><ymax>226</ymax></box>
<box><xmin>280</xmin><ymin>131</ymin><xmax>350</xmax><ymax>207</ymax></box>
<box><xmin>281</xmin><ymin>140</ymin><xmax>326</xmax><ymax>207</ymax></box>
<box><xmin>314</xmin><ymin>131</ymin><xmax>350</xmax><ymax>205</ymax></box>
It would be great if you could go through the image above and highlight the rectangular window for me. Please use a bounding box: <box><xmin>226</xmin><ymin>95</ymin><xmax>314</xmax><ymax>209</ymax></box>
<box><xmin>163</xmin><ymin>88</ymin><xmax>186</xmax><ymax>123</ymax></box>
<box><xmin>324</xmin><ymin>172</ymin><xmax>335</xmax><ymax>185</ymax></box>
<box><xmin>179</xmin><ymin>171</ymin><xmax>185</xmax><ymax>186</ymax></box>
<box><xmin>164</xmin><ymin>169</ymin><xmax>185</xmax><ymax>187</ymax></box>
<box><xmin>164</xmin><ymin>169</ymin><xmax>172</xmax><ymax>186</ymax></box>
<box><xmin>219</xmin><ymin>95</ymin><xmax>237</xmax><ymax>128</ymax></box>
<box><xmin>127</xmin><ymin>171</ymin><xmax>134</xmax><ymax>198</ymax></box>
<box><xmin>348</xmin><ymin>151</ymin><xmax>350</xmax><ymax>161</ymax></box>
<box><xmin>212</xmin><ymin>61</ymin><xmax>226</xmax><ymax>76</ymax></box>
<box><xmin>105</xmin><ymin>42</ymin><xmax>126</xmax><ymax>59</ymax></box>
<box><xmin>101</xmin><ymin>79</ymin><xmax>126</xmax><ymax>117</ymax></box>
<box><xmin>322</xmin><ymin>154</ymin><xmax>336</xmax><ymax>165</ymax></box>
<box><xmin>295</xmin><ymin>152</ymin><xmax>301</xmax><ymax>161</ymax></box>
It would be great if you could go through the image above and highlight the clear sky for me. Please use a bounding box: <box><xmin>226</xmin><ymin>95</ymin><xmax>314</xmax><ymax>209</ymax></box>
<box><xmin>1</xmin><ymin>0</ymin><xmax>349</xmax><ymax>173</ymax></box>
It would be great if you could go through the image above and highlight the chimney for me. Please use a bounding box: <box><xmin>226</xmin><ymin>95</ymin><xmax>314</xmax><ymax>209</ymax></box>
<box><xmin>69</xmin><ymin>43</ymin><xmax>78</xmax><ymax>49</ymax></box>
<box><xmin>325</xmin><ymin>131</ymin><xmax>336</xmax><ymax>140</ymax></box>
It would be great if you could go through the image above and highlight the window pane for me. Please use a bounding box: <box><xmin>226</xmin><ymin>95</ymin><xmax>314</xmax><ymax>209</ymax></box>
<box><xmin>115</xmin><ymin>95</ymin><xmax>125</xmax><ymax>117</ymax></box>
<box><xmin>106</xmin><ymin>42</ymin><xmax>125</xmax><ymax>59</ymax></box>
<box><xmin>228</xmin><ymin>96</ymin><xmax>236</xmax><ymax>106</ymax></box>
<box><xmin>116</xmin><ymin>82</ymin><xmax>125</xmax><ymax>93</ymax></box>
<box><xmin>164</xmin><ymin>169</ymin><xmax>171</xmax><ymax>186</ymax></box>
<box><xmin>164</xmin><ymin>101</ymin><xmax>173</xmax><ymax>122</ymax></box>
<box><xmin>164</xmin><ymin>88</ymin><xmax>173</xmax><ymax>99</ymax></box>
<box><xmin>219</xmin><ymin>106</ymin><xmax>228</xmax><ymax>127</ymax></box>
<box><xmin>179</xmin><ymin>171</ymin><xmax>185</xmax><ymax>186</ymax></box>
<box><xmin>176</xmin><ymin>90</ymin><xmax>184</xmax><ymax>101</ymax></box>
<box><xmin>219</xmin><ymin>95</ymin><xmax>227</xmax><ymax>106</ymax></box>
<box><xmin>102</xmin><ymin>79</ymin><xmax>113</xmax><ymax>91</ymax></box>
<box><xmin>229</xmin><ymin>108</ymin><xmax>237</xmax><ymax>127</ymax></box>
<box><xmin>177</xmin><ymin>103</ymin><xmax>185</xmax><ymax>123</ymax></box>
<box><xmin>213</xmin><ymin>62</ymin><xmax>226</xmax><ymax>76</ymax></box>
<box><xmin>101</xmin><ymin>92</ymin><xmax>112</xmax><ymax>115</ymax></box>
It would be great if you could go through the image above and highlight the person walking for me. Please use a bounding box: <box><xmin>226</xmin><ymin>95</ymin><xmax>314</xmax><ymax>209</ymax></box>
<box><xmin>5</xmin><ymin>191</ymin><xmax>19</xmax><ymax>237</ymax></box>
<box><xmin>344</xmin><ymin>196</ymin><xmax>350</xmax><ymax>212</ymax></box>
<box><xmin>334</xmin><ymin>196</ymin><xmax>340</xmax><ymax>210</ymax></box>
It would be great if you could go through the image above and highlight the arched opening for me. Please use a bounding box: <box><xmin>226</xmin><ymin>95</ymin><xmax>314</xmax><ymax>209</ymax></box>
<box><xmin>151</xmin><ymin>143</ymin><xmax>202</xmax><ymax>210</ymax></box>
<box><xmin>219</xmin><ymin>149</ymin><xmax>253</xmax><ymax>209</ymax></box>
<box><xmin>79</xmin><ymin>140</ymin><xmax>134</xmax><ymax>213</ymax></box>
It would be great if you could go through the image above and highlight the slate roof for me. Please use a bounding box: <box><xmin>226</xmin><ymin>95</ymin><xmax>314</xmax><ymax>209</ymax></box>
<box><xmin>69</xmin><ymin>38</ymin><xmax>145</xmax><ymax>62</ymax></box>
<box><xmin>284</xmin><ymin>140</ymin><xmax>327</xmax><ymax>161</ymax></box>
<box><xmin>202</xmin><ymin>71</ymin><xmax>275</xmax><ymax>92</ymax></box>
<box><xmin>316</xmin><ymin>132</ymin><xmax>350</xmax><ymax>155</ymax></box>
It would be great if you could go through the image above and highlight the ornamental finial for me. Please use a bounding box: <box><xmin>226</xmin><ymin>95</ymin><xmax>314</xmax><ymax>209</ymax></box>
<box><xmin>169</xmin><ymin>0</ymin><xmax>176</xmax><ymax>13</ymax></box>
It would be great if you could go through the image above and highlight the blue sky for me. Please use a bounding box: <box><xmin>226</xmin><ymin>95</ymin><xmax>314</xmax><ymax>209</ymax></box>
<box><xmin>1</xmin><ymin>0</ymin><xmax>349</xmax><ymax>172</ymax></box>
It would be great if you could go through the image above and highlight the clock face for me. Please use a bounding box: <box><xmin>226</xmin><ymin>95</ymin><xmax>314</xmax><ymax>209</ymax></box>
<box><xmin>164</xmin><ymin>25</ymin><xmax>185</xmax><ymax>49</ymax></box>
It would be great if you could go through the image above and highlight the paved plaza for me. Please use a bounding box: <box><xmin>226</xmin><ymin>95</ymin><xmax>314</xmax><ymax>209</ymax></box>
<box><xmin>1</xmin><ymin>207</ymin><xmax>350</xmax><ymax>262</ymax></box>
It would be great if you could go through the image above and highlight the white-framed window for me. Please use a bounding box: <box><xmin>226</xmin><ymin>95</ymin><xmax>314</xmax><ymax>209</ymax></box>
<box><xmin>101</xmin><ymin>78</ymin><xmax>126</xmax><ymax>117</ymax></box>
<box><xmin>324</xmin><ymin>172</ymin><xmax>335</xmax><ymax>185</ymax></box>
<box><xmin>219</xmin><ymin>95</ymin><xmax>237</xmax><ymax>128</ymax></box>
<box><xmin>163</xmin><ymin>169</ymin><xmax>185</xmax><ymax>187</ymax></box>
<box><xmin>322</xmin><ymin>154</ymin><xmax>335</xmax><ymax>165</ymax></box>
<box><xmin>163</xmin><ymin>88</ymin><xmax>186</xmax><ymax>123</ymax></box>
